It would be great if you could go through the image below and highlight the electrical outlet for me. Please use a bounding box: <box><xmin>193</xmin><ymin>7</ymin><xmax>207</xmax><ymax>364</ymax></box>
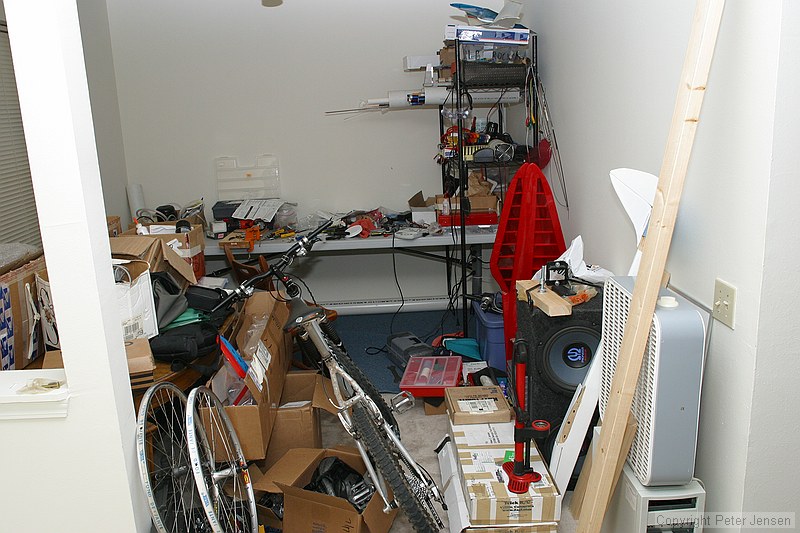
<box><xmin>713</xmin><ymin>278</ymin><xmax>736</xmax><ymax>329</ymax></box>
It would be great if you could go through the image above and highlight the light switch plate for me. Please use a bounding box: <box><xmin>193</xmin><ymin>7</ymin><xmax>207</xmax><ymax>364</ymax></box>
<box><xmin>713</xmin><ymin>278</ymin><xmax>736</xmax><ymax>329</ymax></box>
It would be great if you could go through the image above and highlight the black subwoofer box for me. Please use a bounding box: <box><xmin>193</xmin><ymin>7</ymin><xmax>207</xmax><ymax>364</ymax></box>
<box><xmin>515</xmin><ymin>290</ymin><xmax>603</xmax><ymax>427</ymax></box>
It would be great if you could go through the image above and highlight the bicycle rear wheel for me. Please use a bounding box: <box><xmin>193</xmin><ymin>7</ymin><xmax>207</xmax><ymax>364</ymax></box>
<box><xmin>351</xmin><ymin>404</ymin><xmax>443</xmax><ymax>532</ymax></box>
<box><xmin>186</xmin><ymin>387</ymin><xmax>258</xmax><ymax>533</ymax></box>
<box><xmin>136</xmin><ymin>383</ymin><xmax>212</xmax><ymax>533</ymax></box>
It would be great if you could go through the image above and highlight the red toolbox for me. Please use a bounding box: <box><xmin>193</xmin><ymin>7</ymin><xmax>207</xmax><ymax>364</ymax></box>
<box><xmin>400</xmin><ymin>356</ymin><xmax>462</xmax><ymax>397</ymax></box>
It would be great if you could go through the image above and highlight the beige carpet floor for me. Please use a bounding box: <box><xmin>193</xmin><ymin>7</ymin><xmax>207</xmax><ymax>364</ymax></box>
<box><xmin>321</xmin><ymin>395</ymin><xmax>578</xmax><ymax>533</ymax></box>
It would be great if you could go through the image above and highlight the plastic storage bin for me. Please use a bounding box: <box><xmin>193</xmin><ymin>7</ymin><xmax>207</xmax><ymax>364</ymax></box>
<box><xmin>473</xmin><ymin>301</ymin><xmax>506</xmax><ymax>369</ymax></box>
<box><xmin>400</xmin><ymin>356</ymin><xmax>462</xmax><ymax>397</ymax></box>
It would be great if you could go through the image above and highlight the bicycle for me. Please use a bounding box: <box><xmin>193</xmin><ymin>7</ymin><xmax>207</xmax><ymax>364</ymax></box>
<box><xmin>211</xmin><ymin>219</ymin><xmax>446</xmax><ymax>532</ymax></box>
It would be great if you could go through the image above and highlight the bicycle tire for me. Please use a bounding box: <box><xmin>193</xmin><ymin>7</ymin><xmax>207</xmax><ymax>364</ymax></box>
<box><xmin>186</xmin><ymin>387</ymin><xmax>258</xmax><ymax>533</ymax></box>
<box><xmin>333</xmin><ymin>345</ymin><xmax>399</xmax><ymax>436</ymax></box>
<box><xmin>136</xmin><ymin>382</ymin><xmax>212</xmax><ymax>533</ymax></box>
<box><xmin>351</xmin><ymin>405</ymin><xmax>441</xmax><ymax>533</ymax></box>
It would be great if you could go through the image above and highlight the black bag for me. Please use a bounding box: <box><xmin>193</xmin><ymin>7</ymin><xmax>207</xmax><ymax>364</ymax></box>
<box><xmin>186</xmin><ymin>284</ymin><xmax>228</xmax><ymax>312</ymax></box>
<box><xmin>149</xmin><ymin>321</ymin><xmax>220</xmax><ymax>373</ymax></box>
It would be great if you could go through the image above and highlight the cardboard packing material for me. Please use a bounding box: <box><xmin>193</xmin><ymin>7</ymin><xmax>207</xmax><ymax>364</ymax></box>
<box><xmin>436</xmin><ymin>194</ymin><xmax>499</xmax><ymax>213</ymax></box>
<box><xmin>448</xmin><ymin>421</ymin><xmax>561</xmax><ymax>526</ymax></box>
<box><xmin>124</xmin><ymin>221</ymin><xmax>206</xmax><ymax>279</ymax></box>
<box><xmin>446</xmin><ymin>386</ymin><xmax>513</xmax><ymax>425</ymax></box>
<box><xmin>205</xmin><ymin>291</ymin><xmax>292</xmax><ymax>461</ymax></box>
<box><xmin>262</xmin><ymin>370</ymin><xmax>338</xmax><ymax>469</ymax></box>
<box><xmin>437</xmin><ymin>437</ymin><xmax>558</xmax><ymax>533</ymax></box>
<box><xmin>106</xmin><ymin>215</ymin><xmax>122</xmax><ymax>237</ymax></box>
<box><xmin>408</xmin><ymin>191</ymin><xmax>438</xmax><ymax>225</ymax></box>
<box><xmin>0</xmin><ymin>255</ymin><xmax>46</xmax><ymax>370</ymax></box>
<box><xmin>254</xmin><ymin>447</ymin><xmax>398</xmax><ymax>533</ymax></box>
<box><xmin>110</xmin><ymin>235</ymin><xmax>197</xmax><ymax>287</ymax></box>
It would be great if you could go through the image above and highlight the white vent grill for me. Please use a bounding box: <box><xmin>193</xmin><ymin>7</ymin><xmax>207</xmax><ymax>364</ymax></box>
<box><xmin>599</xmin><ymin>277</ymin><xmax>658</xmax><ymax>485</ymax></box>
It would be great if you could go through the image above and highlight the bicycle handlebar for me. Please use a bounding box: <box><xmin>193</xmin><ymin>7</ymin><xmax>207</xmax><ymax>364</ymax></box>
<box><xmin>211</xmin><ymin>219</ymin><xmax>334</xmax><ymax>313</ymax></box>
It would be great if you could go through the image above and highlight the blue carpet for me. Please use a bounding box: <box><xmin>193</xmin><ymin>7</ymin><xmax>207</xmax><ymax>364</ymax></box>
<box><xmin>332</xmin><ymin>310</ymin><xmax>465</xmax><ymax>393</ymax></box>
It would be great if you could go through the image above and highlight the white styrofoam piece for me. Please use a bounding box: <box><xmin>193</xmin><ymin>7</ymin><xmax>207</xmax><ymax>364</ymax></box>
<box><xmin>0</xmin><ymin>368</ymin><xmax>69</xmax><ymax>419</ymax></box>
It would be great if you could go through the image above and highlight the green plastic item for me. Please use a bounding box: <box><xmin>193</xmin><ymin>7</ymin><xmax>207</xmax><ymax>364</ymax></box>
<box><xmin>443</xmin><ymin>338</ymin><xmax>481</xmax><ymax>360</ymax></box>
<box><xmin>160</xmin><ymin>308</ymin><xmax>207</xmax><ymax>330</ymax></box>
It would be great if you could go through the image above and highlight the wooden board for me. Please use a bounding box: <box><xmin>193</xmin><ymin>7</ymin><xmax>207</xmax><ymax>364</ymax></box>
<box><xmin>516</xmin><ymin>280</ymin><xmax>572</xmax><ymax>316</ymax></box>
<box><xmin>576</xmin><ymin>1</ymin><xmax>725</xmax><ymax>531</ymax></box>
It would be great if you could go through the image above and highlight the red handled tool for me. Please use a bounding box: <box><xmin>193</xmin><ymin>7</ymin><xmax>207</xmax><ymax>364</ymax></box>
<box><xmin>502</xmin><ymin>338</ymin><xmax>550</xmax><ymax>494</ymax></box>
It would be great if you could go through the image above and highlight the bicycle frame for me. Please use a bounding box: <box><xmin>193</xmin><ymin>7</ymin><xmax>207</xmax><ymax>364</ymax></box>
<box><xmin>212</xmin><ymin>220</ymin><xmax>445</xmax><ymax>530</ymax></box>
<box><xmin>296</xmin><ymin>313</ymin><xmax>443</xmax><ymax>516</ymax></box>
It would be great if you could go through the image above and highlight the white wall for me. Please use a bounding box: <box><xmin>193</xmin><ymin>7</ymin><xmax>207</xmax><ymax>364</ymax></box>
<box><xmin>524</xmin><ymin>0</ymin><xmax>791</xmax><ymax>523</ymax></box>
<box><xmin>2</xmin><ymin>0</ymin><xmax>149</xmax><ymax>530</ymax></box>
<box><xmin>742</xmin><ymin>0</ymin><xmax>800</xmax><ymax>524</ymax></box>
<box><xmin>104</xmin><ymin>0</ymin><xmax>494</xmax><ymax>219</ymax></box>
<box><xmin>77</xmin><ymin>0</ymin><xmax>130</xmax><ymax>225</ymax></box>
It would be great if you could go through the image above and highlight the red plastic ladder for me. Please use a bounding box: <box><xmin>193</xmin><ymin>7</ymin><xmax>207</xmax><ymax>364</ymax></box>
<box><xmin>490</xmin><ymin>163</ymin><xmax>567</xmax><ymax>360</ymax></box>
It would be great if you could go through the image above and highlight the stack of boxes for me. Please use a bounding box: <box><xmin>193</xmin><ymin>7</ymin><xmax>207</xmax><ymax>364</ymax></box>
<box><xmin>439</xmin><ymin>386</ymin><xmax>562</xmax><ymax>532</ymax></box>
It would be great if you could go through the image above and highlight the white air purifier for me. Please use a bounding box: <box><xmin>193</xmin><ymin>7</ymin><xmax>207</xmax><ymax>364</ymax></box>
<box><xmin>599</xmin><ymin>276</ymin><xmax>707</xmax><ymax>486</ymax></box>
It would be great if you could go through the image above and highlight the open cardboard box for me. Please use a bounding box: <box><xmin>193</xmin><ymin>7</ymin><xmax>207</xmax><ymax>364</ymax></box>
<box><xmin>262</xmin><ymin>370</ymin><xmax>338</xmax><ymax>469</ymax></box>
<box><xmin>205</xmin><ymin>291</ymin><xmax>293</xmax><ymax>461</ymax></box>
<box><xmin>254</xmin><ymin>447</ymin><xmax>397</xmax><ymax>533</ymax></box>
<box><xmin>110</xmin><ymin>235</ymin><xmax>197</xmax><ymax>287</ymax></box>
<box><xmin>408</xmin><ymin>191</ymin><xmax>438</xmax><ymax>225</ymax></box>
<box><xmin>123</xmin><ymin>221</ymin><xmax>206</xmax><ymax>279</ymax></box>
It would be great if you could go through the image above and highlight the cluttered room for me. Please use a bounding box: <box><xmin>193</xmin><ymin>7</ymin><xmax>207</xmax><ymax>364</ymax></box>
<box><xmin>2</xmin><ymin>1</ymin><xmax>799</xmax><ymax>532</ymax></box>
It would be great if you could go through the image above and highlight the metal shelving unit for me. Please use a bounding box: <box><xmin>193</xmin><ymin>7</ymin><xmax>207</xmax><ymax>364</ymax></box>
<box><xmin>439</xmin><ymin>26</ymin><xmax>537</xmax><ymax>336</ymax></box>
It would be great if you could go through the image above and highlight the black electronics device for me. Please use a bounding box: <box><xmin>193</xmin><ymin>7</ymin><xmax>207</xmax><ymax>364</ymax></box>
<box><xmin>514</xmin><ymin>292</ymin><xmax>602</xmax><ymax>427</ymax></box>
<box><xmin>386</xmin><ymin>332</ymin><xmax>434</xmax><ymax>369</ymax></box>
<box><xmin>212</xmin><ymin>200</ymin><xmax>242</xmax><ymax>221</ymax></box>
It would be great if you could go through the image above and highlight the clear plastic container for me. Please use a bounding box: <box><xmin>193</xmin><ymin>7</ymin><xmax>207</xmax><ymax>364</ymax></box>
<box><xmin>274</xmin><ymin>204</ymin><xmax>297</xmax><ymax>228</ymax></box>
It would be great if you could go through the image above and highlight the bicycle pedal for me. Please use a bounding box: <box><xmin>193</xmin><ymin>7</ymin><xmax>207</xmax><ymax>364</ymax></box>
<box><xmin>390</xmin><ymin>391</ymin><xmax>415</xmax><ymax>414</ymax></box>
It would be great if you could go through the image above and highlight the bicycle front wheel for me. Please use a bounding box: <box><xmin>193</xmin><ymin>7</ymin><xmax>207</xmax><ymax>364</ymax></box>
<box><xmin>136</xmin><ymin>382</ymin><xmax>211</xmax><ymax>533</ymax></box>
<box><xmin>186</xmin><ymin>387</ymin><xmax>258</xmax><ymax>533</ymax></box>
<box><xmin>351</xmin><ymin>404</ymin><xmax>442</xmax><ymax>532</ymax></box>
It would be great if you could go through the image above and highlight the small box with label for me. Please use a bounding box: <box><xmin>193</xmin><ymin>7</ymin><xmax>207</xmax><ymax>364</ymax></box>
<box><xmin>445</xmin><ymin>385</ymin><xmax>512</xmax><ymax>425</ymax></box>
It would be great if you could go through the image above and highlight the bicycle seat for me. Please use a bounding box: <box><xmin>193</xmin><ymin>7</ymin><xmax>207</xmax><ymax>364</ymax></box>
<box><xmin>284</xmin><ymin>298</ymin><xmax>325</xmax><ymax>330</ymax></box>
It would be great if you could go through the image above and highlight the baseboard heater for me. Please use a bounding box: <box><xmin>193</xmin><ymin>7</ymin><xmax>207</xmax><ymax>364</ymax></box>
<box><xmin>318</xmin><ymin>296</ymin><xmax>454</xmax><ymax>315</ymax></box>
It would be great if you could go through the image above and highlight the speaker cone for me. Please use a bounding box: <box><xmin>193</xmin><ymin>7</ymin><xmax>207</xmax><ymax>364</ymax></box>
<box><xmin>540</xmin><ymin>325</ymin><xmax>601</xmax><ymax>395</ymax></box>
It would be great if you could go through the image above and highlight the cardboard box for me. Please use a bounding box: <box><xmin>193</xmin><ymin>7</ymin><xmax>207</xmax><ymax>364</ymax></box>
<box><xmin>110</xmin><ymin>235</ymin><xmax>197</xmax><ymax>286</ymax></box>
<box><xmin>437</xmin><ymin>438</ymin><xmax>558</xmax><ymax>533</ymax></box>
<box><xmin>436</xmin><ymin>194</ymin><xmax>499</xmax><ymax>213</ymax></box>
<box><xmin>42</xmin><ymin>338</ymin><xmax>155</xmax><ymax>393</ymax></box>
<box><xmin>254</xmin><ymin>447</ymin><xmax>398</xmax><ymax>533</ymax></box>
<box><xmin>446</xmin><ymin>386</ymin><xmax>512</xmax><ymax>425</ymax></box>
<box><xmin>262</xmin><ymin>370</ymin><xmax>338</xmax><ymax>469</ymax></box>
<box><xmin>0</xmin><ymin>255</ymin><xmax>46</xmax><ymax>369</ymax></box>
<box><xmin>449</xmin><ymin>421</ymin><xmax>561</xmax><ymax>525</ymax></box>
<box><xmin>124</xmin><ymin>221</ymin><xmax>206</xmax><ymax>279</ymax></box>
<box><xmin>206</xmin><ymin>291</ymin><xmax>292</xmax><ymax>461</ymax></box>
<box><xmin>106</xmin><ymin>215</ymin><xmax>122</xmax><ymax>237</ymax></box>
<box><xmin>408</xmin><ymin>191</ymin><xmax>438</xmax><ymax>225</ymax></box>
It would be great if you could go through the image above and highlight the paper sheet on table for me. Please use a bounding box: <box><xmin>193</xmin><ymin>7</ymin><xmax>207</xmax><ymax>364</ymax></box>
<box><xmin>532</xmin><ymin>235</ymin><xmax>614</xmax><ymax>284</ymax></box>
<box><xmin>232</xmin><ymin>199</ymin><xmax>284</xmax><ymax>221</ymax></box>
